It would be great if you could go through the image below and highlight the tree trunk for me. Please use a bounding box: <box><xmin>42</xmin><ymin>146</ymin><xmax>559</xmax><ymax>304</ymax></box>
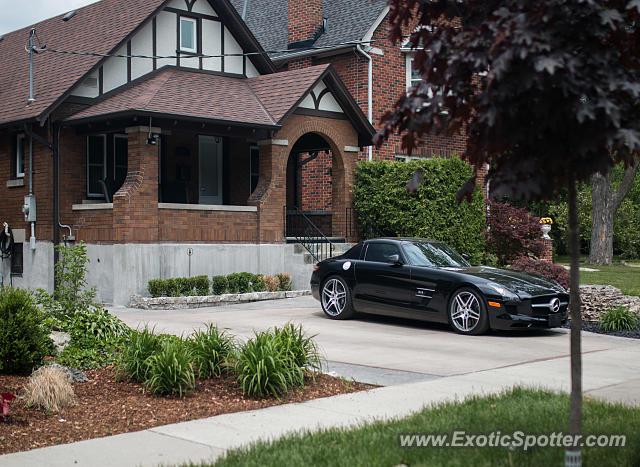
<box><xmin>566</xmin><ymin>177</ymin><xmax>582</xmax><ymax>467</ymax></box>
<box><xmin>588</xmin><ymin>158</ymin><xmax>640</xmax><ymax>265</ymax></box>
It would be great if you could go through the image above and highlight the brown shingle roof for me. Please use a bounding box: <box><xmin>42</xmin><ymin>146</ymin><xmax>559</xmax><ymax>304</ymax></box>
<box><xmin>0</xmin><ymin>0</ymin><xmax>166</xmax><ymax>127</ymax></box>
<box><xmin>65</xmin><ymin>68</ymin><xmax>278</xmax><ymax>127</ymax></box>
<box><xmin>247</xmin><ymin>64</ymin><xmax>329</xmax><ymax>123</ymax></box>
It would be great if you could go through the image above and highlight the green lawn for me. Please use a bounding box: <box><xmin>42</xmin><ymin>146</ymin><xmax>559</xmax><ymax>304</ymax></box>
<box><xmin>195</xmin><ymin>388</ymin><xmax>640</xmax><ymax>467</ymax></box>
<box><xmin>556</xmin><ymin>255</ymin><xmax>640</xmax><ymax>297</ymax></box>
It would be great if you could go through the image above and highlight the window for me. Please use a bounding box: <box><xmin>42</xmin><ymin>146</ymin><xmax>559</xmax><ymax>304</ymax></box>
<box><xmin>15</xmin><ymin>134</ymin><xmax>25</xmax><ymax>178</ymax></box>
<box><xmin>114</xmin><ymin>135</ymin><xmax>128</xmax><ymax>190</ymax></box>
<box><xmin>87</xmin><ymin>135</ymin><xmax>106</xmax><ymax>197</ymax></box>
<box><xmin>180</xmin><ymin>17</ymin><xmax>197</xmax><ymax>53</ymax></box>
<box><xmin>406</xmin><ymin>55</ymin><xmax>423</xmax><ymax>91</ymax></box>
<box><xmin>250</xmin><ymin>145</ymin><xmax>259</xmax><ymax>194</ymax></box>
<box><xmin>365</xmin><ymin>243</ymin><xmax>402</xmax><ymax>263</ymax></box>
<box><xmin>11</xmin><ymin>243</ymin><xmax>23</xmax><ymax>275</ymax></box>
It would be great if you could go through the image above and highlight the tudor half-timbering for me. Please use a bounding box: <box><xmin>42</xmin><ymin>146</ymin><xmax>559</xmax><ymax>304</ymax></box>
<box><xmin>0</xmin><ymin>0</ymin><xmax>373</xmax><ymax>304</ymax></box>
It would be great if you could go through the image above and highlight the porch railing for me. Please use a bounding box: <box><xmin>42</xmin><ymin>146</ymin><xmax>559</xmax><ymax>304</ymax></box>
<box><xmin>284</xmin><ymin>206</ymin><xmax>335</xmax><ymax>263</ymax></box>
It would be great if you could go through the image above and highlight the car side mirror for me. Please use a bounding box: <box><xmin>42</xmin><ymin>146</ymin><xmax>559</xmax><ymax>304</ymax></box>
<box><xmin>387</xmin><ymin>254</ymin><xmax>401</xmax><ymax>265</ymax></box>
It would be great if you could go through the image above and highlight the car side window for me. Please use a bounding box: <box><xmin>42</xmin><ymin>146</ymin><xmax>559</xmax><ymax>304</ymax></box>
<box><xmin>365</xmin><ymin>243</ymin><xmax>401</xmax><ymax>263</ymax></box>
<box><xmin>343</xmin><ymin>243</ymin><xmax>364</xmax><ymax>260</ymax></box>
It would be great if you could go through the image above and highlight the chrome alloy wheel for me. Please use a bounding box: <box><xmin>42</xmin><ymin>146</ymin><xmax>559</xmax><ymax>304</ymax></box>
<box><xmin>321</xmin><ymin>278</ymin><xmax>347</xmax><ymax>316</ymax></box>
<box><xmin>450</xmin><ymin>291</ymin><xmax>481</xmax><ymax>332</ymax></box>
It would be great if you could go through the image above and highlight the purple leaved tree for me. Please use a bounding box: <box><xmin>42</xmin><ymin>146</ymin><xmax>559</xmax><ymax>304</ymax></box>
<box><xmin>376</xmin><ymin>1</ymin><xmax>640</xmax><ymax>465</ymax></box>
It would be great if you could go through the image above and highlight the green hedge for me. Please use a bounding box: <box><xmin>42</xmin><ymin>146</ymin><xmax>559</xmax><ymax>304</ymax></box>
<box><xmin>148</xmin><ymin>273</ymin><xmax>290</xmax><ymax>298</ymax></box>
<box><xmin>353</xmin><ymin>158</ymin><xmax>486</xmax><ymax>263</ymax></box>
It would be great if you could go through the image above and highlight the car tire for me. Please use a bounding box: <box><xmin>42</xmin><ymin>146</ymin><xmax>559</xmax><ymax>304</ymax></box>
<box><xmin>320</xmin><ymin>275</ymin><xmax>355</xmax><ymax>320</ymax></box>
<box><xmin>448</xmin><ymin>287</ymin><xmax>489</xmax><ymax>335</ymax></box>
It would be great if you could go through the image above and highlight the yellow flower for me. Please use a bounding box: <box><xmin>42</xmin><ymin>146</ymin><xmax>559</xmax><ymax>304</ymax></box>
<box><xmin>539</xmin><ymin>217</ymin><xmax>553</xmax><ymax>224</ymax></box>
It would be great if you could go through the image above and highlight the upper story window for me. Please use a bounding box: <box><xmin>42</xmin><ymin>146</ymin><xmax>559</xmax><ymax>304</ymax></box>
<box><xmin>180</xmin><ymin>17</ymin><xmax>197</xmax><ymax>53</ymax></box>
<box><xmin>406</xmin><ymin>55</ymin><xmax>423</xmax><ymax>92</ymax></box>
<box><xmin>15</xmin><ymin>134</ymin><xmax>25</xmax><ymax>178</ymax></box>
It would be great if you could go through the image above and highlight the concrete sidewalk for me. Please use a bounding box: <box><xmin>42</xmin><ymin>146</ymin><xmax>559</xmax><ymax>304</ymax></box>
<box><xmin>2</xmin><ymin>340</ymin><xmax>639</xmax><ymax>467</ymax></box>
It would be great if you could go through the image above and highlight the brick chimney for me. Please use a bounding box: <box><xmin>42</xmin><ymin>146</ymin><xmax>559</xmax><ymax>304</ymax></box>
<box><xmin>288</xmin><ymin>0</ymin><xmax>323</xmax><ymax>46</ymax></box>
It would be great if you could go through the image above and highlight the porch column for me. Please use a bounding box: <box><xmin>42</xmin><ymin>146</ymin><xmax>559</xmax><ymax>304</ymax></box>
<box><xmin>112</xmin><ymin>126</ymin><xmax>160</xmax><ymax>243</ymax></box>
<box><xmin>248</xmin><ymin>139</ymin><xmax>289</xmax><ymax>243</ymax></box>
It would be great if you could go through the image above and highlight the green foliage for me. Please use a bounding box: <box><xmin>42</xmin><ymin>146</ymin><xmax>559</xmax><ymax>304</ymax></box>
<box><xmin>599</xmin><ymin>307</ymin><xmax>639</xmax><ymax>332</ymax></box>
<box><xmin>0</xmin><ymin>287</ymin><xmax>53</xmax><ymax>374</ymax></box>
<box><xmin>188</xmin><ymin>324</ymin><xmax>235</xmax><ymax>378</ymax></box>
<box><xmin>276</xmin><ymin>273</ymin><xmax>292</xmax><ymax>292</ymax></box>
<box><xmin>148</xmin><ymin>279</ymin><xmax>164</xmax><ymax>298</ymax></box>
<box><xmin>35</xmin><ymin>242</ymin><xmax>96</xmax><ymax>322</ymax></box>
<box><xmin>144</xmin><ymin>339</ymin><xmax>195</xmax><ymax>397</ymax></box>
<box><xmin>193</xmin><ymin>275</ymin><xmax>211</xmax><ymax>296</ymax></box>
<box><xmin>251</xmin><ymin>274</ymin><xmax>266</xmax><ymax>292</ymax></box>
<box><xmin>118</xmin><ymin>327</ymin><xmax>162</xmax><ymax>382</ymax></box>
<box><xmin>226</xmin><ymin>273</ymin><xmax>240</xmax><ymax>294</ymax></box>
<box><xmin>164</xmin><ymin>278</ymin><xmax>181</xmax><ymax>297</ymax></box>
<box><xmin>272</xmin><ymin>323</ymin><xmax>321</xmax><ymax>372</ymax></box>
<box><xmin>55</xmin><ymin>339</ymin><xmax>120</xmax><ymax>370</ymax></box>
<box><xmin>176</xmin><ymin>277</ymin><xmax>192</xmax><ymax>296</ymax></box>
<box><xmin>237</xmin><ymin>273</ymin><xmax>253</xmax><ymax>294</ymax></box>
<box><xmin>212</xmin><ymin>275</ymin><xmax>229</xmax><ymax>295</ymax></box>
<box><xmin>353</xmin><ymin>159</ymin><xmax>486</xmax><ymax>263</ymax></box>
<box><xmin>235</xmin><ymin>331</ymin><xmax>304</xmax><ymax>399</ymax></box>
<box><xmin>69</xmin><ymin>307</ymin><xmax>130</xmax><ymax>342</ymax></box>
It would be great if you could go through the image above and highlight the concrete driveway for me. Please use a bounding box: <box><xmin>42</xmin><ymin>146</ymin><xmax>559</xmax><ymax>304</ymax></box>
<box><xmin>110</xmin><ymin>296</ymin><xmax>640</xmax><ymax>406</ymax></box>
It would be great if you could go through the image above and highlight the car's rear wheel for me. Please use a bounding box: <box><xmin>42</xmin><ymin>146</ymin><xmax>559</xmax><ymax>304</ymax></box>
<box><xmin>321</xmin><ymin>276</ymin><xmax>354</xmax><ymax>320</ymax></box>
<box><xmin>448</xmin><ymin>287</ymin><xmax>489</xmax><ymax>335</ymax></box>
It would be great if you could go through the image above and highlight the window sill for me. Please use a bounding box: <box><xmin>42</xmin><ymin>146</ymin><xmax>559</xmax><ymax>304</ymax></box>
<box><xmin>6</xmin><ymin>178</ymin><xmax>25</xmax><ymax>188</ymax></box>
<box><xmin>72</xmin><ymin>203</ymin><xmax>113</xmax><ymax>211</ymax></box>
<box><xmin>158</xmin><ymin>203</ymin><xmax>257</xmax><ymax>212</ymax></box>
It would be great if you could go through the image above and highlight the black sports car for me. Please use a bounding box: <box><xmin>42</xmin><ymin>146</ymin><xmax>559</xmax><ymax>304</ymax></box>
<box><xmin>310</xmin><ymin>238</ymin><xmax>569</xmax><ymax>335</ymax></box>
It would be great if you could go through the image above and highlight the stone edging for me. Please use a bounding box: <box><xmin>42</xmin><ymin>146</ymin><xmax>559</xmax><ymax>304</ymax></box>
<box><xmin>129</xmin><ymin>290</ymin><xmax>312</xmax><ymax>310</ymax></box>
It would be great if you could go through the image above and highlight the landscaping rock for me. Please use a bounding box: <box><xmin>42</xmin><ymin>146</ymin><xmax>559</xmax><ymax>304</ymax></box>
<box><xmin>48</xmin><ymin>363</ymin><xmax>88</xmax><ymax>383</ymax></box>
<box><xmin>129</xmin><ymin>290</ymin><xmax>311</xmax><ymax>310</ymax></box>
<box><xmin>49</xmin><ymin>332</ymin><xmax>71</xmax><ymax>353</ymax></box>
<box><xmin>579</xmin><ymin>285</ymin><xmax>640</xmax><ymax>321</ymax></box>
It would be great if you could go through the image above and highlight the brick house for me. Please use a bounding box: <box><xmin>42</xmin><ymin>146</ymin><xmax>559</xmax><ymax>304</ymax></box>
<box><xmin>231</xmin><ymin>0</ymin><xmax>470</xmax><ymax>214</ymax></box>
<box><xmin>0</xmin><ymin>0</ymin><xmax>374</xmax><ymax>304</ymax></box>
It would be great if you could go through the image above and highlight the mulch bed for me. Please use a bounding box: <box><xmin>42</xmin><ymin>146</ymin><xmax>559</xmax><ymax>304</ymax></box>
<box><xmin>563</xmin><ymin>320</ymin><xmax>640</xmax><ymax>339</ymax></box>
<box><xmin>0</xmin><ymin>367</ymin><xmax>373</xmax><ymax>455</ymax></box>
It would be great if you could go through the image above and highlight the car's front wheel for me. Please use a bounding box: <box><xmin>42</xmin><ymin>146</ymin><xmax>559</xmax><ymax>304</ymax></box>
<box><xmin>448</xmin><ymin>287</ymin><xmax>489</xmax><ymax>335</ymax></box>
<box><xmin>320</xmin><ymin>276</ymin><xmax>354</xmax><ymax>320</ymax></box>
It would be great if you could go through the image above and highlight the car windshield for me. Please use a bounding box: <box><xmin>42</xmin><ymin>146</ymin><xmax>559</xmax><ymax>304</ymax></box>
<box><xmin>402</xmin><ymin>241</ymin><xmax>471</xmax><ymax>268</ymax></box>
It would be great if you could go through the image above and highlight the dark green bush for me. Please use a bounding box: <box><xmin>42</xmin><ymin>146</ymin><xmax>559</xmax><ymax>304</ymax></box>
<box><xmin>148</xmin><ymin>279</ymin><xmax>164</xmax><ymax>297</ymax></box>
<box><xmin>164</xmin><ymin>278</ymin><xmax>181</xmax><ymax>297</ymax></box>
<box><xmin>145</xmin><ymin>339</ymin><xmax>195</xmax><ymax>397</ymax></box>
<box><xmin>251</xmin><ymin>274</ymin><xmax>266</xmax><ymax>292</ymax></box>
<box><xmin>188</xmin><ymin>324</ymin><xmax>235</xmax><ymax>378</ymax></box>
<box><xmin>176</xmin><ymin>277</ymin><xmax>192</xmax><ymax>296</ymax></box>
<box><xmin>212</xmin><ymin>275</ymin><xmax>229</xmax><ymax>295</ymax></box>
<box><xmin>69</xmin><ymin>306</ymin><xmax>130</xmax><ymax>342</ymax></box>
<box><xmin>353</xmin><ymin>158</ymin><xmax>486</xmax><ymax>263</ymax></box>
<box><xmin>0</xmin><ymin>287</ymin><xmax>53</xmax><ymax>374</ymax></box>
<box><xmin>118</xmin><ymin>327</ymin><xmax>162</xmax><ymax>382</ymax></box>
<box><xmin>227</xmin><ymin>273</ymin><xmax>241</xmax><ymax>294</ymax></box>
<box><xmin>193</xmin><ymin>275</ymin><xmax>211</xmax><ymax>296</ymax></box>
<box><xmin>238</xmin><ymin>273</ymin><xmax>253</xmax><ymax>294</ymax></box>
<box><xmin>599</xmin><ymin>306</ymin><xmax>639</xmax><ymax>332</ymax></box>
<box><xmin>276</xmin><ymin>273</ymin><xmax>292</xmax><ymax>291</ymax></box>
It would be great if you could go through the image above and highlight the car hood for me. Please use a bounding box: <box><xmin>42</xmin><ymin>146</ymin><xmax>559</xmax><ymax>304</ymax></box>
<box><xmin>442</xmin><ymin>266</ymin><xmax>566</xmax><ymax>297</ymax></box>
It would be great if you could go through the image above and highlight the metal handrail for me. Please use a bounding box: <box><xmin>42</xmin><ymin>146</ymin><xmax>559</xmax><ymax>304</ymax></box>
<box><xmin>284</xmin><ymin>206</ymin><xmax>335</xmax><ymax>263</ymax></box>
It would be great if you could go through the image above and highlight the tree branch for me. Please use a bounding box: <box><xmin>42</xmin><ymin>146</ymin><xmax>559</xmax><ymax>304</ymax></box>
<box><xmin>612</xmin><ymin>155</ymin><xmax>640</xmax><ymax>210</ymax></box>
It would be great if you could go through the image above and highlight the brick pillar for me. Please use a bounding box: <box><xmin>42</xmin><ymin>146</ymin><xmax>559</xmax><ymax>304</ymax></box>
<box><xmin>112</xmin><ymin>127</ymin><xmax>160</xmax><ymax>243</ymax></box>
<box><xmin>288</xmin><ymin>0</ymin><xmax>322</xmax><ymax>44</ymax></box>
<box><xmin>541</xmin><ymin>238</ymin><xmax>554</xmax><ymax>262</ymax></box>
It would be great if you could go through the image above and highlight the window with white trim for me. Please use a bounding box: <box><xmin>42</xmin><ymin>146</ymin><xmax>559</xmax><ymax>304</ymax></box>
<box><xmin>406</xmin><ymin>55</ymin><xmax>423</xmax><ymax>92</ymax></box>
<box><xmin>15</xmin><ymin>134</ymin><xmax>25</xmax><ymax>178</ymax></box>
<box><xmin>87</xmin><ymin>135</ymin><xmax>106</xmax><ymax>197</ymax></box>
<box><xmin>180</xmin><ymin>17</ymin><xmax>197</xmax><ymax>53</ymax></box>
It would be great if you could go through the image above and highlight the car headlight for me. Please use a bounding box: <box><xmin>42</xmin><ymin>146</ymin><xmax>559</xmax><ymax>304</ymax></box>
<box><xmin>489</xmin><ymin>284</ymin><xmax>520</xmax><ymax>301</ymax></box>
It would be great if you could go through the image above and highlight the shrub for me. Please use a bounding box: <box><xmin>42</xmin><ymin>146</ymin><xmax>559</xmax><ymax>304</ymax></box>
<box><xmin>148</xmin><ymin>279</ymin><xmax>164</xmax><ymax>298</ymax></box>
<box><xmin>599</xmin><ymin>306</ymin><xmax>639</xmax><ymax>332</ymax></box>
<box><xmin>164</xmin><ymin>278</ymin><xmax>181</xmax><ymax>297</ymax></box>
<box><xmin>235</xmin><ymin>331</ymin><xmax>303</xmax><ymax>398</ymax></box>
<box><xmin>508</xmin><ymin>257</ymin><xmax>570</xmax><ymax>290</ymax></box>
<box><xmin>212</xmin><ymin>275</ymin><xmax>229</xmax><ymax>295</ymax></box>
<box><xmin>176</xmin><ymin>277</ymin><xmax>192</xmax><ymax>296</ymax></box>
<box><xmin>0</xmin><ymin>287</ymin><xmax>53</xmax><ymax>374</ymax></box>
<box><xmin>55</xmin><ymin>341</ymin><xmax>119</xmax><ymax>370</ymax></box>
<box><xmin>486</xmin><ymin>200</ymin><xmax>545</xmax><ymax>266</ymax></box>
<box><xmin>193</xmin><ymin>275</ymin><xmax>211</xmax><ymax>296</ymax></box>
<box><xmin>145</xmin><ymin>339</ymin><xmax>195</xmax><ymax>397</ymax></box>
<box><xmin>69</xmin><ymin>306</ymin><xmax>130</xmax><ymax>342</ymax></box>
<box><xmin>264</xmin><ymin>276</ymin><xmax>280</xmax><ymax>292</ymax></box>
<box><xmin>353</xmin><ymin>158</ymin><xmax>486</xmax><ymax>263</ymax></box>
<box><xmin>273</xmin><ymin>323</ymin><xmax>321</xmax><ymax>372</ymax></box>
<box><xmin>238</xmin><ymin>273</ymin><xmax>253</xmax><ymax>294</ymax></box>
<box><xmin>276</xmin><ymin>273</ymin><xmax>292</xmax><ymax>291</ymax></box>
<box><xmin>188</xmin><ymin>324</ymin><xmax>235</xmax><ymax>378</ymax></box>
<box><xmin>23</xmin><ymin>365</ymin><xmax>75</xmax><ymax>411</ymax></box>
<box><xmin>118</xmin><ymin>327</ymin><xmax>162</xmax><ymax>382</ymax></box>
<box><xmin>251</xmin><ymin>274</ymin><xmax>266</xmax><ymax>292</ymax></box>
<box><xmin>227</xmin><ymin>273</ymin><xmax>241</xmax><ymax>294</ymax></box>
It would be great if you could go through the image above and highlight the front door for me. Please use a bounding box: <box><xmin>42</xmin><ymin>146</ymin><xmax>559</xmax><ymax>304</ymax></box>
<box><xmin>199</xmin><ymin>135</ymin><xmax>223</xmax><ymax>204</ymax></box>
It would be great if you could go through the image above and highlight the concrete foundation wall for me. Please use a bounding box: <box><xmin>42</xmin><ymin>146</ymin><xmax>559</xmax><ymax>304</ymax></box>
<box><xmin>0</xmin><ymin>241</ymin><xmax>54</xmax><ymax>292</ymax></box>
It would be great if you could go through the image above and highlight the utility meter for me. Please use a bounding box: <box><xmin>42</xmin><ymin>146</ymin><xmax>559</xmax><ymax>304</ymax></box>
<box><xmin>22</xmin><ymin>195</ymin><xmax>36</xmax><ymax>222</ymax></box>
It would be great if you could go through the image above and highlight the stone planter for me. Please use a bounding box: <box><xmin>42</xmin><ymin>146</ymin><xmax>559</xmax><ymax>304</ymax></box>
<box><xmin>129</xmin><ymin>290</ymin><xmax>311</xmax><ymax>310</ymax></box>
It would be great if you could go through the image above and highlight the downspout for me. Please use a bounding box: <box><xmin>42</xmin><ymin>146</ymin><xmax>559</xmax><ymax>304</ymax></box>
<box><xmin>28</xmin><ymin>124</ymin><xmax>35</xmax><ymax>249</ymax></box>
<box><xmin>53</xmin><ymin>122</ymin><xmax>60</xmax><ymax>292</ymax></box>
<box><xmin>356</xmin><ymin>44</ymin><xmax>373</xmax><ymax>161</ymax></box>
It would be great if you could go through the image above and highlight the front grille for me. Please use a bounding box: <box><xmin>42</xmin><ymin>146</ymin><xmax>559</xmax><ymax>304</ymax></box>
<box><xmin>530</xmin><ymin>294</ymin><xmax>569</xmax><ymax>314</ymax></box>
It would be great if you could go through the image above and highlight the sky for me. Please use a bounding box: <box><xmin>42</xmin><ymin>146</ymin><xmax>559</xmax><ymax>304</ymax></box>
<box><xmin>0</xmin><ymin>0</ymin><xmax>98</xmax><ymax>35</ymax></box>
